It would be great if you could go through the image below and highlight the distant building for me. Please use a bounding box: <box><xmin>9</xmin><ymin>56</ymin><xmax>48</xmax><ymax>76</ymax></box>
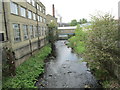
<box><xmin>46</xmin><ymin>14</ymin><xmax>58</xmax><ymax>26</ymax></box>
<box><xmin>58</xmin><ymin>26</ymin><xmax>76</xmax><ymax>35</ymax></box>
<box><xmin>58</xmin><ymin>23</ymin><xmax>70</xmax><ymax>27</ymax></box>
<box><xmin>1</xmin><ymin>0</ymin><xmax>57</xmax><ymax>67</ymax></box>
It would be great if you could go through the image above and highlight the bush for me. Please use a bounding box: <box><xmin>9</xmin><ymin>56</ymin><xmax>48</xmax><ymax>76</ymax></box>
<box><xmin>3</xmin><ymin>44</ymin><xmax>52</xmax><ymax>88</ymax></box>
<box><xmin>68</xmin><ymin>25</ymin><xmax>87</xmax><ymax>54</ymax></box>
<box><xmin>84</xmin><ymin>13</ymin><xmax>119</xmax><ymax>81</ymax></box>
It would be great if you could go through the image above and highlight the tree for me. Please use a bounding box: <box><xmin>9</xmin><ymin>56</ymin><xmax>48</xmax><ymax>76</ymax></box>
<box><xmin>70</xmin><ymin>19</ymin><xmax>78</xmax><ymax>26</ymax></box>
<box><xmin>47</xmin><ymin>22</ymin><xmax>58</xmax><ymax>57</ymax></box>
<box><xmin>79</xmin><ymin>18</ymin><xmax>87</xmax><ymax>24</ymax></box>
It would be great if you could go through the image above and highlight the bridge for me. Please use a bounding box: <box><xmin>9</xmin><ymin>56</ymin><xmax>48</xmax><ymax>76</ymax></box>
<box><xmin>58</xmin><ymin>26</ymin><xmax>77</xmax><ymax>39</ymax></box>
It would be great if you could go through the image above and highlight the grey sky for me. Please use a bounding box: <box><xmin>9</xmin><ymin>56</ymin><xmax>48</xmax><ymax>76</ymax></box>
<box><xmin>41</xmin><ymin>0</ymin><xmax>119</xmax><ymax>23</ymax></box>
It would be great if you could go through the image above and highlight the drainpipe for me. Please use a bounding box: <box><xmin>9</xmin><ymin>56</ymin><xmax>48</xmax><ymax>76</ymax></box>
<box><xmin>2</xmin><ymin>1</ymin><xmax>8</xmax><ymax>41</ymax></box>
<box><xmin>26</xmin><ymin>3</ymin><xmax>33</xmax><ymax>55</ymax></box>
<box><xmin>36</xmin><ymin>3</ymin><xmax>41</xmax><ymax>49</ymax></box>
<box><xmin>29</xmin><ymin>39</ymin><xmax>32</xmax><ymax>55</ymax></box>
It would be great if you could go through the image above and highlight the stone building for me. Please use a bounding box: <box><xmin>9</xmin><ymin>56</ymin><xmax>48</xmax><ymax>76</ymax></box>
<box><xmin>1</xmin><ymin>0</ymin><xmax>57</xmax><ymax>67</ymax></box>
<box><xmin>118</xmin><ymin>1</ymin><xmax>120</xmax><ymax>19</ymax></box>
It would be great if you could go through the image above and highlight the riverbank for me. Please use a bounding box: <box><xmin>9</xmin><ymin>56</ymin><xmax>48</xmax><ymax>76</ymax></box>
<box><xmin>3</xmin><ymin>44</ymin><xmax>52</xmax><ymax>88</ymax></box>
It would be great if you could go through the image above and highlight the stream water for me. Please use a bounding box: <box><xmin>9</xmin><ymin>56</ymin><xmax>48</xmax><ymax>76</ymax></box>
<box><xmin>36</xmin><ymin>40</ymin><xmax>100</xmax><ymax>88</ymax></box>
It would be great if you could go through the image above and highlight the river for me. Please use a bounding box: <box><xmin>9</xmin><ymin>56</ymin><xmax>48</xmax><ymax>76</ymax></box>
<box><xmin>36</xmin><ymin>40</ymin><xmax>100</xmax><ymax>88</ymax></box>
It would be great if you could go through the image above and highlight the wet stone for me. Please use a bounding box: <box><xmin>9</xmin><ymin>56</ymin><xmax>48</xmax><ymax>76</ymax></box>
<box><xmin>84</xmin><ymin>85</ymin><xmax>91</xmax><ymax>88</ymax></box>
<box><xmin>67</xmin><ymin>71</ymin><xmax>72</xmax><ymax>74</ymax></box>
<box><xmin>49</xmin><ymin>74</ymin><xmax>52</xmax><ymax>77</ymax></box>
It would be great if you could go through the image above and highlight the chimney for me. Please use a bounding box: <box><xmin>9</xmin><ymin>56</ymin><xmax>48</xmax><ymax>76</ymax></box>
<box><xmin>52</xmin><ymin>4</ymin><xmax>55</xmax><ymax>17</ymax></box>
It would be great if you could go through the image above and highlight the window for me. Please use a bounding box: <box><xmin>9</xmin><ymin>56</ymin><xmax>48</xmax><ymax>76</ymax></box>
<box><xmin>10</xmin><ymin>2</ymin><xmax>18</xmax><ymax>15</ymax></box>
<box><xmin>23</xmin><ymin>25</ymin><xmax>28</xmax><ymax>40</ymax></box>
<box><xmin>40</xmin><ymin>16</ymin><xmax>42</xmax><ymax>22</ymax></box>
<box><xmin>31</xmin><ymin>0</ymin><xmax>35</xmax><ymax>7</ymax></box>
<box><xmin>26</xmin><ymin>0</ymin><xmax>31</xmax><ymax>3</ymax></box>
<box><xmin>33</xmin><ymin>13</ymin><xmax>36</xmax><ymax>20</ymax></box>
<box><xmin>37</xmin><ymin>15</ymin><xmax>40</xmax><ymax>21</ymax></box>
<box><xmin>41</xmin><ymin>27</ymin><xmax>42</xmax><ymax>36</ymax></box>
<box><xmin>43</xmin><ymin>9</ymin><xmax>45</xmax><ymax>14</ymax></box>
<box><xmin>0</xmin><ymin>33</ymin><xmax>4</xmax><ymax>41</ymax></box>
<box><xmin>42</xmin><ymin>27</ymin><xmax>44</xmax><ymax>35</ymax></box>
<box><xmin>43</xmin><ymin>18</ymin><xmax>46</xmax><ymax>23</ymax></box>
<box><xmin>34</xmin><ymin>26</ymin><xmax>38</xmax><ymax>37</ymax></box>
<box><xmin>37</xmin><ymin>4</ymin><xmax>39</xmax><ymax>9</ymax></box>
<box><xmin>30</xmin><ymin>25</ymin><xmax>34</xmax><ymax>38</ymax></box>
<box><xmin>44</xmin><ymin>27</ymin><xmax>46</xmax><ymax>35</ymax></box>
<box><xmin>39</xmin><ymin>6</ymin><xmax>42</xmax><ymax>11</ymax></box>
<box><xmin>28</xmin><ymin>10</ymin><xmax>32</xmax><ymax>19</ymax></box>
<box><xmin>38</xmin><ymin>26</ymin><xmax>41</xmax><ymax>35</ymax></box>
<box><xmin>20</xmin><ymin>7</ymin><xmax>26</xmax><ymax>17</ymax></box>
<box><xmin>13</xmin><ymin>24</ymin><xmax>21</xmax><ymax>42</ymax></box>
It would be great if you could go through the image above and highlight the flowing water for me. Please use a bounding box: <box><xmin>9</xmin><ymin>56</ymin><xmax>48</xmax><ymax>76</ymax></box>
<box><xmin>36</xmin><ymin>40</ymin><xmax>100</xmax><ymax>88</ymax></box>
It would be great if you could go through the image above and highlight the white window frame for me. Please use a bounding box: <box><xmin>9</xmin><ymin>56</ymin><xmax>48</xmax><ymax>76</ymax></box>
<box><xmin>13</xmin><ymin>24</ymin><xmax>21</xmax><ymax>42</ymax></box>
<box><xmin>37</xmin><ymin>15</ymin><xmax>40</xmax><ymax>21</ymax></box>
<box><xmin>40</xmin><ymin>16</ymin><xmax>42</xmax><ymax>22</ymax></box>
<box><xmin>34</xmin><ymin>26</ymin><xmax>38</xmax><ymax>37</ymax></box>
<box><xmin>26</xmin><ymin>0</ymin><xmax>31</xmax><ymax>3</ymax></box>
<box><xmin>38</xmin><ymin>26</ymin><xmax>41</xmax><ymax>35</ymax></box>
<box><xmin>23</xmin><ymin>25</ymin><xmax>28</xmax><ymax>40</ymax></box>
<box><xmin>33</xmin><ymin>13</ymin><xmax>36</xmax><ymax>20</ymax></box>
<box><xmin>20</xmin><ymin>6</ymin><xmax>26</xmax><ymax>17</ymax></box>
<box><xmin>28</xmin><ymin>10</ymin><xmax>32</xmax><ymax>19</ymax></box>
<box><xmin>10</xmin><ymin>2</ymin><xmax>18</xmax><ymax>15</ymax></box>
<box><xmin>30</xmin><ymin>25</ymin><xmax>34</xmax><ymax>38</ymax></box>
<box><xmin>39</xmin><ymin>6</ymin><xmax>42</xmax><ymax>11</ymax></box>
<box><xmin>31</xmin><ymin>0</ymin><xmax>35</xmax><ymax>7</ymax></box>
<box><xmin>37</xmin><ymin>4</ymin><xmax>39</xmax><ymax>9</ymax></box>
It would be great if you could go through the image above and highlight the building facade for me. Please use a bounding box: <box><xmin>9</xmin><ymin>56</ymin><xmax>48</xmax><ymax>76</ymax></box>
<box><xmin>118</xmin><ymin>1</ymin><xmax>120</xmax><ymax>20</ymax></box>
<box><xmin>1</xmin><ymin>0</ymin><xmax>53</xmax><ymax>67</ymax></box>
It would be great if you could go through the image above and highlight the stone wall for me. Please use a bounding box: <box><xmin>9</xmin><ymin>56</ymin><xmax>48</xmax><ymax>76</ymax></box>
<box><xmin>13</xmin><ymin>38</ymin><xmax>46</xmax><ymax>67</ymax></box>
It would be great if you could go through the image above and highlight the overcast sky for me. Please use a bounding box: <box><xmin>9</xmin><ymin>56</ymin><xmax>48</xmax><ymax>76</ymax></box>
<box><xmin>41</xmin><ymin>0</ymin><xmax>120</xmax><ymax>23</ymax></box>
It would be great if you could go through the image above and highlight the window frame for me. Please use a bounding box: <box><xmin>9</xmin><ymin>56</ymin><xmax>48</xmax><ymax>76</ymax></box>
<box><xmin>34</xmin><ymin>26</ymin><xmax>38</xmax><ymax>37</ymax></box>
<box><xmin>13</xmin><ymin>24</ymin><xmax>21</xmax><ymax>42</ymax></box>
<box><xmin>29</xmin><ymin>25</ymin><xmax>34</xmax><ymax>39</ymax></box>
<box><xmin>23</xmin><ymin>25</ymin><xmax>29</xmax><ymax>40</ymax></box>
<box><xmin>33</xmin><ymin>13</ymin><xmax>36</xmax><ymax>20</ymax></box>
<box><xmin>31</xmin><ymin>0</ymin><xmax>35</xmax><ymax>7</ymax></box>
<box><xmin>38</xmin><ymin>26</ymin><xmax>41</xmax><ymax>36</ymax></box>
<box><xmin>10</xmin><ymin>1</ymin><xmax>19</xmax><ymax>15</ymax></box>
<box><xmin>37</xmin><ymin>15</ymin><xmax>40</xmax><ymax>21</ymax></box>
<box><xmin>26</xmin><ymin>0</ymin><xmax>31</xmax><ymax>4</ymax></box>
<box><xmin>20</xmin><ymin>6</ymin><xmax>26</xmax><ymax>17</ymax></box>
<box><xmin>28</xmin><ymin>10</ymin><xmax>32</xmax><ymax>19</ymax></box>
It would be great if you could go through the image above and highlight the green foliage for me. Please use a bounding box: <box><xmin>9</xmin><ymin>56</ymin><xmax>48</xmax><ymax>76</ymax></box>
<box><xmin>84</xmin><ymin>13</ymin><xmax>119</xmax><ymax>81</ymax></box>
<box><xmin>78</xmin><ymin>18</ymin><xmax>87</xmax><ymax>24</ymax></box>
<box><xmin>47</xmin><ymin>22</ymin><xmax>58</xmax><ymax>43</ymax></box>
<box><xmin>68</xmin><ymin>13</ymin><xmax>120</xmax><ymax>87</ymax></box>
<box><xmin>70</xmin><ymin>19</ymin><xmax>78</xmax><ymax>26</ymax></box>
<box><xmin>3</xmin><ymin>44</ymin><xmax>52</xmax><ymax>88</ymax></box>
<box><xmin>68</xmin><ymin>25</ymin><xmax>87</xmax><ymax>54</ymax></box>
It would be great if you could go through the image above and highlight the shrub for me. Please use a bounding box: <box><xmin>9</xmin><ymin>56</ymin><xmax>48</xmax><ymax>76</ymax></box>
<box><xmin>84</xmin><ymin>13</ymin><xmax>119</xmax><ymax>80</ymax></box>
<box><xmin>68</xmin><ymin>25</ymin><xmax>87</xmax><ymax>54</ymax></box>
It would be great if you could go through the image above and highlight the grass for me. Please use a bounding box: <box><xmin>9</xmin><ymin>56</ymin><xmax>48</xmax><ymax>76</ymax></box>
<box><xmin>3</xmin><ymin>44</ymin><xmax>52</xmax><ymax>88</ymax></box>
